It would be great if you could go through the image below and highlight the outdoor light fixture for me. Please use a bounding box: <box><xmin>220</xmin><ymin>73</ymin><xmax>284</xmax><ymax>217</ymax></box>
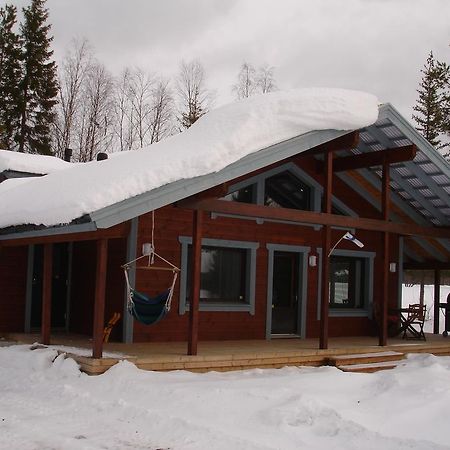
<box><xmin>142</xmin><ymin>242</ymin><xmax>153</xmax><ymax>256</ymax></box>
<box><xmin>389</xmin><ymin>262</ymin><xmax>397</xmax><ymax>273</ymax></box>
<box><xmin>309</xmin><ymin>255</ymin><xmax>317</xmax><ymax>267</ymax></box>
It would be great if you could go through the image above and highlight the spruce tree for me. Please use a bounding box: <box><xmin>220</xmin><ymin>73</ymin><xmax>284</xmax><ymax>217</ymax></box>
<box><xmin>0</xmin><ymin>4</ymin><xmax>22</xmax><ymax>150</ymax></box>
<box><xmin>412</xmin><ymin>51</ymin><xmax>449</xmax><ymax>151</ymax></box>
<box><xmin>17</xmin><ymin>0</ymin><xmax>58</xmax><ymax>154</ymax></box>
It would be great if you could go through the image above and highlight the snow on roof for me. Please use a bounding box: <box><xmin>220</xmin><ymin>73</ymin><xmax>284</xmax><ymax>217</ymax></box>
<box><xmin>0</xmin><ymin>88</ymin><xmax>379</xmax><ymax>229</ymax></box>
<box><xmin>0</xmin><ymin>150</ymin><xmax>71</xmax><ymax>175</ymax></box>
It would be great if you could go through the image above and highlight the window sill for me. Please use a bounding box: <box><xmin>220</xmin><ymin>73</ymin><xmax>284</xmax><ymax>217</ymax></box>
<box><xmin>183</xmin><ymin>303</ymin><xmax>254</xmax><ymax>314</ymax></box>
<box><xmin>329</xmin><ymin>309</ymin><xmax>369</xmax><ymax>318</ymax></box>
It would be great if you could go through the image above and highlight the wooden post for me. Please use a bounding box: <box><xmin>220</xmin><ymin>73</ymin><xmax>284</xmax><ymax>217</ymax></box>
<box><xmin>434</xmin><ymin>269</ymin><xmax>441</xmax><ymax>334</ymax></box>
<box><xmin>92</xmin><ymin>239</ymin><xmax>108</xmax><ymax>359</ymax></box>
<box><xmin>41</xmin><ymin>243</ymin><xmax>53</xmax><ymax>345</ymax></box>
<box><xmin>188</xmin><ymin>209</ymin><xmax>203</xmax><ymax>355</ymax></box>
<box><xmin>319</xmin><ymin>151</ymin><xmax>333</xmax><ymax>349</ymax></box>
<box><xmin>379</xmin><ymin>160</ymin><xmax>390</xmax><ymax>346</ymax></box>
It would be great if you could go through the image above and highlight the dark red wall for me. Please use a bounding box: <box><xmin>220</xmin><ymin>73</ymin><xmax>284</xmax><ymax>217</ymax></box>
<box><xmin>69</xmin><ymin>239</ymin><xmax>126</xmax><ymax>340</ymax></box>
<box><xmin>131</xmin><ymin>154</ymin><xmax>400</xmax><ymax>342</ymax></box>
<box><xmin>0</xmin><ymin>246</ymin><xmax>28</xmax><ymax>332</ymax></box>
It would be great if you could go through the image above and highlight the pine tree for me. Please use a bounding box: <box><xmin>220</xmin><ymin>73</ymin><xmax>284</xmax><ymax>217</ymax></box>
<box><xmin>17</xmin><ymin>0</ymin><xmax>58</xmax><ymax>154</ymax></box>
<box><xmin>0</xmin><ymin>4</ymin><xmax>22</xmax><ymax>150</ymax></box>
<box><xmin>412</xmin><ymin>51</ymin><xmax>449</xmax><ymax>151</ymax></box>
<box><xmin>176</xmin><ymin>60</ymin><xmax>211</xmax><ymax>129</ymax></box>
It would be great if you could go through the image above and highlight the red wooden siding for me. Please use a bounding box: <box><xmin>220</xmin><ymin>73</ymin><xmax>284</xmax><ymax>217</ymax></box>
<box><xmin>0</xmin><ymin>246</ymin><xmax>28</xmax><ymax>332</ymax></box>
<box><xmin>131</xmin><ymin>154</ymin><xmax>400</xmax><ymax>342</ymax></box>
<box><xmin>69</xmin><ymin>239</ymin><xmax>126</xmax><ymax>340</ymax></box>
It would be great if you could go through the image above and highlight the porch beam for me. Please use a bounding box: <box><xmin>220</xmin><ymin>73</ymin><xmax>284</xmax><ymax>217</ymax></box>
<box><xmin>403</xmin><ymin>261</ymin><xmax>450</xmax><ymax>270</ymax></box>
<box><xmin>180</xmin><ymin>198</ymin><xmax>450</xmax><ymax>239</ymax></box>
<box><xmin>306</xmin><ymin>131</ymin><xmax>359</xmax><ymax>156</ymax></box>
<box><xmin>434</xmin><ymin>269</ymin><xmax>441</xmax><ymax>334</ymax></box>
<box><xmin>41</xmin><ymin>243</ymin><xmax>52</xmax><ymax>345</ymax></box>
<box><xmin>92</xmin><ymin>239</ymin><xmax>108</xmax><ymax>359</ymax></box>
<box><xmin>332</xmin><ymin>145</ymin><xmax>416</xmax><ymax>172</ymax></box>
<box><xmin>188</xmin><ymin>210</ymin><xmax>203</xmax><ymax>356</ymax></box>
<box><xmin>320</xmin><ymin>151</ymin><xmax>333</xmax><ymax>350</ymax></box>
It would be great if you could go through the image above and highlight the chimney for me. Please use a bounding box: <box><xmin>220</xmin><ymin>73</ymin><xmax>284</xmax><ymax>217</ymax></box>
<box><xmin>96</xmin><ymin>152</ymin><xmax>108</xmax><ymax>161</ymax></box>
<box><xmin>64</xmin><ymin>148</ymin><xmax>72</xmax><ymax>162</ymax></box>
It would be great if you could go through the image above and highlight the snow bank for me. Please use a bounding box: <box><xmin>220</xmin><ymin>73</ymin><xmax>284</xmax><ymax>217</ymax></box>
<box><xmin>0</xmin><ymin>149</ymin><xmax>71</xmax><ymax>175</ymax></box>
<box><xmin>0</xmin><ymin>88</ymin><xmax>379</xmax><ymax>229</ymax></box>
<box><xmin>1</xmin><ymin>345</ymin><xmax>449</xmax><ymax>450</ymax></box>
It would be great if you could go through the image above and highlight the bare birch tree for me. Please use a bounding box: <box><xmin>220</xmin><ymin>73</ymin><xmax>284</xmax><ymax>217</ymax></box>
<box><xmin>232</xmin><ymin>62</ymin><xmax>256</xmax><ymax>100</ymax></box>
<box><xmin>52</xmin><ymin>38</ymin><xmax>91</xmax><ymax>158</ymax></box>
<box><xmin>75</xmin><ymin>62</ymin><xmax>114</xmax><ymax>162</ymax></box>
<box><xmin>176</xmin><ymin>60</ymin><xmax>211</xmax><ymax>129</ymax></box>
<box><xmin>256</xmin><ymin>64</ymin><xmax>276</xmax><ymax>94</ymax></box>
<box><xmin>148</xmin><ymin>77</ymin><xmax>174</xmax><ymax>144</ymax></box>
<box><xmin>129</xmin><ymin>68</ymin><xmax>154</xmax><ymax>148</ymax></box>
<box><xmin>113</xmin><ymin>68</ymin><xmax>135</xmax><ymax>152</ymax></box>
<box><xmin>233</xmin><ymin>62</ymin><xmax>277</xmax><ymax>100</ymax></box>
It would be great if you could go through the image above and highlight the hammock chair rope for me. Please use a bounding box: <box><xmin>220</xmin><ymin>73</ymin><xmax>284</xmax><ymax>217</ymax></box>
<box><xmin>122</xmin><ymin>211</ymin><xmax>180</xmax><ymax>326</ymax></box>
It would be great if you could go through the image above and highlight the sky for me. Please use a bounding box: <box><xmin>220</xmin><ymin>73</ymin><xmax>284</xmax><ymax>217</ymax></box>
<box><xmin>5</xmin><ymin>0</ymin><xmax>450</xmax><ymax>119</ymax></box>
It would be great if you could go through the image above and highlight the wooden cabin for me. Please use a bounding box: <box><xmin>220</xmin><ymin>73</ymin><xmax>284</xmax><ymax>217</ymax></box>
<box><xmin>0</xmin><ymin>98</ymin><xmax>449</xmax><ymax>359</ymax></box>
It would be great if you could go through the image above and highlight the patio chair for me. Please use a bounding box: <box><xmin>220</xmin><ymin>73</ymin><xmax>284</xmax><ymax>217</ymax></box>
<box><xmin>402</xmin><ymin>304</ymin><xmax>426</xmax><ymax>340</ymax></box>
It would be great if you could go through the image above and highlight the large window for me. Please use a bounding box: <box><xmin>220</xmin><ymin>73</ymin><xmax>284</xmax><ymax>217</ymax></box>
<box><xmin>264</xmin><ymin>170</ymin><xmax>311</xmax><ymax>211</ymax></box>
<box><xmin>329</xmin><ymin>256</ymin><xmax>366</xmax><ymax>309</ymax></box>
<box><xmin>178</xmin><ymin>237</ymin><xmax>258</xmax><ymax>314</ymax></box>
<box><xmin>187</xmin><ymin>246</ymin><xmax>247</xmax><ymax>304</ymax></box>
<box><xmin>223</xmin><ymin>184</ymin><xmax>256</xmax><ymax>204</ymax></box>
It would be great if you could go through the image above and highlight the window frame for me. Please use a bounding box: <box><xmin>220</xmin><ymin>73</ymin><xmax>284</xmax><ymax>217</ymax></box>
<box><xmin>316</xmin><ymin>248</ymin><xmax>375</xmax><ymax>318</ymax></box>
<box><xmin>214</xmin><ymin>162</ymin><xmax>357</xmax><ymax>225</ymax></box>
<box><xmin>178</xmin><ymin>237</ymin><xmax>259</xmax><ymax>315</ymax></box>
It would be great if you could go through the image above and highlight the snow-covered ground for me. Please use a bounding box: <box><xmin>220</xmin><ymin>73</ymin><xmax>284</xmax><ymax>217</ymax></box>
<box><xmin>1</xmin><ymin>345</ymin><xmax>450</xmax><ymax>450</ymax></box>
<box><xmin>1</xmin><ymin>283</ymin><xmax>449</xmax><ymax>449</ymax></box>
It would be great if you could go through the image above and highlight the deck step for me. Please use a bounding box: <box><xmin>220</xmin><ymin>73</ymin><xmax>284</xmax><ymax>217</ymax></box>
<box><xmin>339</xmin><ymin>360</ymin><xmax>404</xmax><ymax>373</ymax></box>
<box><xmin>329</xmin><ymin>351</ymin><xmax>405</xmax><ymax>373</ymax></box>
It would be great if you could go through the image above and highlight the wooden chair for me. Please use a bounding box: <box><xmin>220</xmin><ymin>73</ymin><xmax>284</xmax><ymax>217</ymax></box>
<box><xmin>103</xmin><ymin>312</ymin><xmax>121</xmax><ymax>343</ymax></box>
<box><xmin>402</xmin><ymin>304</ymin><xmax>426</xmax><ymax>340</ymax></box>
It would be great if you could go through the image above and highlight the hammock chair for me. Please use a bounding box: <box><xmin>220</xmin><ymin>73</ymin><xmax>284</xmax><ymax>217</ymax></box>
<box><xmin>122</xmin><ymin>212</ymin><xmax>180</xmax><ymax>326</ymax></box>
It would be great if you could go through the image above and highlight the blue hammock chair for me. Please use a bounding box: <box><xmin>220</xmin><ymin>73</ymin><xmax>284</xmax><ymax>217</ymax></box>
<box><xmin>122</xmin><ymin>250</ymin><xmax>179</xmax><ymax>326</ymax></box>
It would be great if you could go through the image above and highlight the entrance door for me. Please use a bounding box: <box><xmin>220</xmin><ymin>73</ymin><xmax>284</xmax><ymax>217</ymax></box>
<box><xmin>30</xmin><ymin>243</ymin><xmax>70</xmax><ymax>330</ymax></box>
<box><xmin>271</xmin><ymin>251</ymin><xmax>300</xmax><ymax>335</ymax></box>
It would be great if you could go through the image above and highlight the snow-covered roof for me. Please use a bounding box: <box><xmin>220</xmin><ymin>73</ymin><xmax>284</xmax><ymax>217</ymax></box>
<box><xmin>0</xmin><ymin>88</ymin><xmax>379</xmax><ymax>231</ymax></box>
<box><xmin>0</xmin><ymin>150</ymin><xmax>72</xmax><ymax>175</ymax></box>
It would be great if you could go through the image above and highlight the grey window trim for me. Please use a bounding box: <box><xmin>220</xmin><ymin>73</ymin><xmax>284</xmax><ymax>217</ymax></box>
<box><xmin>178</xmin><ymin>236</ymin><xmax>259</xmax><ymax>315</ymax></box>
<box><xmin>316</xmin><ymin>248</ymin><xmax>375</xmax><ymax>319</ymax></box>
<box><xmin>123</xmin><ymin>216</ymin><xmax>138</xmax><ymax>343</ymax></box>
<box><xmin>266</xmin><ymin>244</ymin><xmax>310</xmax><ymax>340</ymax></box>
<box><xmin>213</xmin><ymin>162</ymin><xmax>357</xmax><ymax>227</ymax></box>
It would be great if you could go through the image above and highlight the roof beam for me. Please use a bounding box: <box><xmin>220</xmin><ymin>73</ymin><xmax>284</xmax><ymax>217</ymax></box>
<box><xmin>367</xmin><ymin>123</ymin><xmax>450</xmax><ymax>210</ymax></box>
<box><xmin>332</xmin><ymin>145</ymin><xmax>416</xmax><ymax>172</ymax></box>
<box><xmin>404</xmin><ymin>261</ymin><xmax>450</xmax><ymax>270</ymax></box>
<box><xmin>179</xmin><ymin>198</ymin><xmax>450</xmax><ymax>239</ymax></box>
<box><xmin>306</xmin><ymin>130</ymin><xmax>359</xmax><ymax>156</ymax></box>
<box><xmin>356</xmin><ymin>140</ymin><xmax>450</xmax><ymax>226</ymax></box>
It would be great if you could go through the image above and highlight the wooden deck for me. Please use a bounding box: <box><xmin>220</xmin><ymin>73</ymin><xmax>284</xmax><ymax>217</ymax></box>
<box><xmin>4</xmin><ymin>332</ymin><xmax>450</xmax><ymax>375</ymax></box>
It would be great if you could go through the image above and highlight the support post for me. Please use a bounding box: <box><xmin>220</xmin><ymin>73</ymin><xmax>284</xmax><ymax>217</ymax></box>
<box><xmin>188</xmin><ymin>210</ymin><xmax>203</xmax><ymax>355</ymax></box>
<box><xmin>434</xmin><ymin>269</ymin><xmax>440</xmax><ymax>334</ymax></box>
<box><xmin>92</xmin><ymin>239</ymin><xmax>108</xmax><ymax>359</ymax></box>
<box><xmin>41</xmin><ymin>243</ymin><xmax>52</xmax><ymax>345</ymax></box>
<box><xmin>319</xmin><ymin>151</ymin><xmax>333</xmax><ymax>349</ymax></box>
<box><xmin>379</xmin><ymin>160</ymin><xmax>390</xmax><ymax>346</ymax></box>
